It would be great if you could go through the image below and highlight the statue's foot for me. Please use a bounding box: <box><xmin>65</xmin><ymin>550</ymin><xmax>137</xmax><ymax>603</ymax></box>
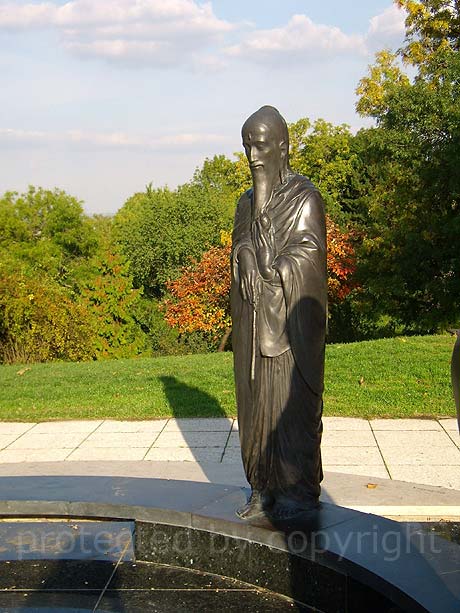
<box><xmin>236</xmin><ymin>491</ymin><xmax>273</xmax><ymax>519</ymax></box>
<box><xmin>269</xmin><ymin>499</ymin><xmax>319</xmax><ymax>521</ymax></box>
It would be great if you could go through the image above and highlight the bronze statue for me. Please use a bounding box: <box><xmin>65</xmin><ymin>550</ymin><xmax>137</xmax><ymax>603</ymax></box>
<box><xmin>231</xmin><ymin>106</ymin><xmax>327</xmax><ymax>521</ymax></box>
<box><xmin>449</xmin><ymin>329</ymin><xmax>460</xmax><ymax>433</ymax></box>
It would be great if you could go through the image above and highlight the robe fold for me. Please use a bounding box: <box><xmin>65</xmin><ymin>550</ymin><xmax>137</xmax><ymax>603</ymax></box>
<box><xmin>231</xmin><ymin>172</ymin><xmax>327</xmax><ymax>504</ymax></box>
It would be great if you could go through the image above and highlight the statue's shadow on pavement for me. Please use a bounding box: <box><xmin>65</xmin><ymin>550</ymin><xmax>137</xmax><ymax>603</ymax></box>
<box><xmin>158</xmin><ymin>375</ymin><xmax>236</xmax><ymax>484</ymax></box>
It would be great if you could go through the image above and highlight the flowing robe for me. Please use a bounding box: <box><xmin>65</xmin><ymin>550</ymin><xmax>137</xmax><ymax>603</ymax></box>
<box><xmin>231</xmin><ymin>172</ymin><xmax>327</xmax><ymax>504</ymax></box>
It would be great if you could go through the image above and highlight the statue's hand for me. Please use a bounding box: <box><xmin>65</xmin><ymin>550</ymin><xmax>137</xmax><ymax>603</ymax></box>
<box><xmin>238</xmin><ymin>247</ymin><xmax>259</xmax><ymax>305</ymax></box>
<box><xmin>253</xmin><ymin>215</ymin><xmax>276</xmax><ymax>281</ymax></box>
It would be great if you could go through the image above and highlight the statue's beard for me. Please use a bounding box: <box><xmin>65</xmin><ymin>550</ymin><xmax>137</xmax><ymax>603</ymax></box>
<box><xmin>252</xmin><ymin>171</ymin><xmax>278</xmax><ymax>220</ymax></box>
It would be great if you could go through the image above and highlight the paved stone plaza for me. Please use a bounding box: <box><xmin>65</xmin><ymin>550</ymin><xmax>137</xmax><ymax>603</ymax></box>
<box><xmin>0</xmin><ymin>417</ymin><xmax>457</xmax><ymax>491</ymax></box>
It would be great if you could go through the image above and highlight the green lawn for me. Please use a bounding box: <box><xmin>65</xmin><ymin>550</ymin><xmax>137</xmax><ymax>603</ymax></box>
<box><xmin>0</xmin><ymin>334</ymin><xmax>456</xmax><ymax>421</ymax></box>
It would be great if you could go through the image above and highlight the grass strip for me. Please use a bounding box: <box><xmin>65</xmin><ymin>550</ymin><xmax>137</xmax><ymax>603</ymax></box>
<box><xmin>0</xmin><ymin>334</ymin><xmax>455</xmax><ymax>421</ymax></box>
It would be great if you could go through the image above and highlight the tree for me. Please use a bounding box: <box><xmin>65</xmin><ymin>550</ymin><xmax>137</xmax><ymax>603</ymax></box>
<box><xmin>396</xmin><ymin>0</ymin><xmax>460</xmax><ymax>68</ymax></box>
<box><xmin>162</xmin><ymin>225</ymin><xmax>356</xmax><ymax>347</ymax></box>
<box><xmin>113</xmin><ymin>180</ymin><xmax>233</xmax><ymax>297</ymax></box>
<box><xmin>0</xmin><ymin>186</ymin><xmax>97</xmax><ymax>280</ymax></box>
<box><xmin>288</xmin><ymin>118</ymin><xmax>362</xmax><ymax>222</ymax></box>
<box><xmin>0</xmin><ymin>271</ymin><xmax>95</xmax><ymax>364</ymax></box>
<box><xmin>162</xmin><ymin>232</ymin><xmax>232</xmax><ymax>351</ymax></box>
<box><xmin>354</xmin><ymin>0</ymin><xmax>460</xmax><ymax>332</ymax></box>
<box><xmin>79</xmin><ymin>243</ymin><xmax>149</xmax><ymax>359</ymax></box>
<box><xmin>0</xmin><ymin>187</ymin><xmax>154</xmax><ymax>362</ymax></box>
<box><xmin>326</xmin><ymin>217</ymin><xmax>357</xmax><ymax>304</ymax></box>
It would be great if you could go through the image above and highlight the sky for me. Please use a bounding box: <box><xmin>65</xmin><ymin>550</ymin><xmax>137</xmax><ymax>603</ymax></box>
<box><xmin>0</xmin><ymin>0</ymin><xmax>407</xmax><ymax>215</ymax></box>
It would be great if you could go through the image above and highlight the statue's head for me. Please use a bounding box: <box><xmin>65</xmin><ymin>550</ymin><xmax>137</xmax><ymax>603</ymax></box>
<box><xmin>241</xmin><ymin>106</ymin><xmax>291</xmax><ymax>187</ymax></box>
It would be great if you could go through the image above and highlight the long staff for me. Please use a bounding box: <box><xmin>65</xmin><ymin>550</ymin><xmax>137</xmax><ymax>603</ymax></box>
<box><xmin>250</xmin><ymin>280</ymin><xmax>261</xmax><ymax>381</ymax></box>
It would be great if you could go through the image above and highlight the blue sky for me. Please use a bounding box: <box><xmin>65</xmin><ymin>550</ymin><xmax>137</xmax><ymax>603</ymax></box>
<box><xmin>0</xmin><ymin>0</ymin><xmax>406</xmax><ymax>214</ymax></box>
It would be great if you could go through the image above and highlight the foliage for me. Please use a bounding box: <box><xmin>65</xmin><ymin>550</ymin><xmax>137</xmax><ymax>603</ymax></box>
<box><xmin>354</xmin><ymin>0</ymin><xmax>460</xmax><ymax>333</ymax></box>
<box><xmin>132</xmin><ymin>296</ymin><xmax>181</xmax><ymax>355</ymax></box>
<box><xmin>326</xmin><ymin>217</ymin><xmax>357</xmax><ymax>304</ymax></box>
<box><xmin>0</xmin><ymin>187</ymin><xmax>156</xmax><ymax>363</ymax></box>
<box><xmin>191</xmin><ymin>155</ymin><xmax>244</xmax><ymax>220</ymax></box>
<box><xmin>289</xmin><ymin>118</ymin><xmax>362</xmax><ymax>222</ymax></box>
<box><xmin>396</xmin><ymin>0</ymin><xmax>460</xmax><ymax>68</ymax></box>
<box><xmin>79</xmin><ymin>243</ymin><xmax>149</xmax><ymax>360</ymax></box>
<box><xmin>162</xmin><ymin>232</ymin><xmax>232</xmax><ymax>350</ymax></box>
<box><xmin>356</xmin><ymin>50</ymin><xmax>411</xmax><ymax>119</ymax></box>
<box><xmin>0</xmin><ymin>186</ymin><xmax>97</xmax><ymax>281</ymax></box>
<box><xmin>163</xmin><ymin>225</ymin><xmax>356</xmax><ymax>344</ymax></box>
<box><xmin>113</xmin><ymin>177</ymin><xmax>234</xmax><ymax>297</ymax></box>
<box><xmin>0</xmin><ymin>272</ymin><xmax>95</xmax><ymax>364</ymax></box>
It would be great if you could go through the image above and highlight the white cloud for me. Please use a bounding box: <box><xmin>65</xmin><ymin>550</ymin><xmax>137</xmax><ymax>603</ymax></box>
<box><xmin>0</xmin><ymin>0</ymin><xmax>230</xmax><ymax>31</ymax></box>
<box><xmin>368</xmin><ymin>4</ymin><xmax>406</xmax><ymax>39</ymax></box>
<box><xmin>0</xmin><ymin>0</ymin><xmax>232</xmax><ymax>67</ymax></box>
<box><xmin>225</xmin><ymin>14</ymin><xmax>367</xmax><ymax>62</ymax></box>
<box><xmin>0</xmin><ymin>127</ymin><xmax>228</xmax><ymax>150</ymax></box>
<box><xmin>0</xmin><ymin>3</ymin><xmax>55</xmax><ymax>28</ymax></box>
<box><xmin>366</xmin><ymin>4</ymin><xmax>406</xmax><ymax>50</ymax></box>
<box><xmin>223</xmin><ymin>4</ymin><xmax>406</xmax><ymax>66</ymax></box>
<box><xmin>0</xmin><ymin>2</ymin><xmax>408</xmax><ymax>70</ymax></box>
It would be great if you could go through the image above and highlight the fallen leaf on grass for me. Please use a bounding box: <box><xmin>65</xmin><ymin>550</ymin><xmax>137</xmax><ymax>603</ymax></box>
<box><xmin>16</xmin><ymin>368</ymin><xmax>31</xmax><ymax>376</ymax></box>
<box><xmin>359</xmin><ymin>376</ymin><xmax>364</xmax><ymax>386</ymax></box>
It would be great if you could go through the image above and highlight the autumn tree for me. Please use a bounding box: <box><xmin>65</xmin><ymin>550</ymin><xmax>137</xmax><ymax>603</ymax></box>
<box><xmin>162</xmin><ymin>232</ymin><xmax>232</xmax><ymax>351</ymax></box>
<box><xmin>162</xmin><ymin>225</ymin><xmax>356</xmax><ymax>347</ymax></box>
<box><xmin>326</xmin><ymin>217</ymin><xmax>357</xmax><ymax>304</ymax></box>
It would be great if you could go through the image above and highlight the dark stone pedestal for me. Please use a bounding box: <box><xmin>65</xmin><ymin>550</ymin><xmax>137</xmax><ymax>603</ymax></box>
<box><xmin>0</xmin><ymin>476</ymin><xmax>456</xmax><ymax>612</ymax></box>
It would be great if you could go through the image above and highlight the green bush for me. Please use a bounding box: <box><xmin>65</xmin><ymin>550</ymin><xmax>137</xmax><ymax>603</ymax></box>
<box><xmin>0</xmin><ymin>272</ymin><xmax>95</xmax><ymax>363</ymax></box>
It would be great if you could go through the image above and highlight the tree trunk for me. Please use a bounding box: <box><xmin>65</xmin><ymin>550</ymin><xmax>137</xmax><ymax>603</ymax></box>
<box><xmin>217</xmin><ymin>327</ymin><xmax>232</xmax><ymax>352</ymax></box>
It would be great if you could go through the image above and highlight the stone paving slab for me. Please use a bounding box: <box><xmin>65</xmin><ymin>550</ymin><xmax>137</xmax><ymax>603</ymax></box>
<box><xmin>31</xmin><ymin>421</ymin><xmax>103</xmax><ymax>434</ymax></box>
<box><xmin>7</xmin><ymin>433</ymin><xmax>88</xmax><ymax>450</ymax></box>
<box><xmin>221</xmin><ymin>447</ymin><xmax>245</xmax><ymax>464</ymax></box>
<box><xmin>383</xmin><ymin>446</ymin><xmax>460</xmax><ymax>466</ymax></box>
<box><xmin>0</xmin><ymin>449</ymin><xmax>70</xmax><ymax>463</ymax></box>
<box><xmin>321</xmin><ymin>446</ymin><xmax>386</xmax><ymax>466</ymax></box>
<box><xmin>321</xmin><ymin>429</ymin><xmax>376</xmax><ymax>447</ymax></box>
<box><xmin>370</xmin><ymin>419</ymin><xmax>444</xmax><ymax>431</ymax></box>
<box><xmin>373</xmin><ymin>430</ymin><xmax>454</xmax><ymax>447</ymax></box>
<box><xmin>323</xmin><ymin>465</ymin><xmax>390</xmax><ymax>479</ymax></box>
<box><xmin>67</xmin><ymin>447</ymin><xmax>150</xmax><ymax>462</ymax></box>
<box><xmin>81</xmin><ymin>432</ymin><xmax>159</xmax><ymax>448</ymax></box>
<box><xmin>322</xmin><ymin>417</ymin><xmax>371</xmax><ymax>431</ymax></box>
<box><xmin>0</xmin><ymin>434</ymin><xmax>26</xmax><ymax>449</ymax></box>
<box><xmin>388</xmin><ymin>466</ymin><xmax>460</xmax><ymax>491</ymax></box>
<box><xmin>0</xmin><ymin>423</ymin><xmax>36</xmax><ymax>435</ymax></box>
<box><xmin>144</xmin><ymin>447</ymin><xmax>223</xmax><ymax>462</ymax></box>
<box><xmin>152</xmin><ymin>431</ymin><xmax>229</xmax><ymax>448</ymax></box>
<box><xmin>163</xmin><ymin>418</ymin><xmax>234</xmax><ymax>432</ymax></box>
<box><xmin>96</xmin><ymin>420</ymin><xmax>168</xmax><ymax>433</ymax></box>
<box><xmin>0</xmin><ymin>462</ymin><xmax>458</xmax><ymax>521</ymax></box>
<box><xmin>226</xmin><ymin>432</ymin><xmax>241</xmax><ymax>447</ymax></box>
<box><xmin>439</xmin><ymin>418</ymin><xmax>459</xmax><ymax>432</ymax></box>
<box><xmin>0</xmin><ymin>418</ymin><xmax>457</xmax><ymax>492</ymax></box>
<box><xmin>447</xmin><ymin>432</ymin><xmax>460</xmax><ymax>449</ymax></box>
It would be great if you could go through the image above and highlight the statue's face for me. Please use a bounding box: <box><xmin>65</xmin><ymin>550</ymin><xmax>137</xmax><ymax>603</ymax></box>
<box><xmin>242</xmin><ymin>122</ymin><xmax>281</xmax><ymax>186</ymax></box>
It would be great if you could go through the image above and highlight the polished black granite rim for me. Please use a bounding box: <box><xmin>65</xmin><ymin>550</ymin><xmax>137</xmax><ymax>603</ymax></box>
<box><xmin>0</xmin><ymin>476</ymin><xmax>456</xmax><ymax>612</ymax></box>
<box><xmin>0</xmin><ymin>559</ymin><xmax>312</xmax><ymax>612</ymax></box>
